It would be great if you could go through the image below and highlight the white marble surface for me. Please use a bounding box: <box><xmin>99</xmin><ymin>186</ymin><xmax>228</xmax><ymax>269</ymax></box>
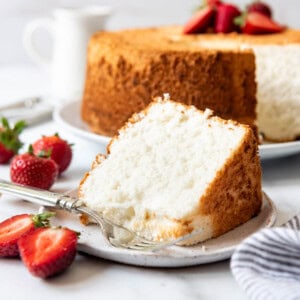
<box><xmin>0</xmin><ymin>66</ymin><xmax>300</xmax><ymax>299</ymax></box>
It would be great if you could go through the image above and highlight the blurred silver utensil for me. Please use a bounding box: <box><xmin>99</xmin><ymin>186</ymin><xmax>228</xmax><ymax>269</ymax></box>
<box><xmin>0</xmin><ymin>96</ymin><xmax>41</xmax><ymax>112</ymax></box>
<box><xmin>0</xmin><ymin>96</ymin><xmax>53</xmax><ymax>126</ymax></box>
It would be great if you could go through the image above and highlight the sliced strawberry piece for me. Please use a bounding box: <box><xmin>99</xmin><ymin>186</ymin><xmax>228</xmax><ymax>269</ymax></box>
<box><xmin>214</xmin><ymin>3</ymin><xmax>241</xmax><ymax>33</ymax></box>
<box><xmin>247</xmin><ymin>1</ymin><xmax>272</xmax><ymax>18</ymax></box>
<box><xmin>18</xmin><ymin>227</ymin><xmax>78</xmax><ymax>278</ymax></box>
<box><xmin>241</xmin><ymin>12</ymin><xmax>284</xmax><ymax>34</ymax></box>
<box><xmin>0</xmin><ymin>212</ymin><xmax>54</xmax><ymax>257</ymax></box>
<box><xmin>0</xmin><ymin>214</ymin><xmax>33</xmax><ymax>257</ymax></box>
<box><xmin>183</xmin><ymin>7</ymin><xmax>215</xmax><ymax>34</ymax></box>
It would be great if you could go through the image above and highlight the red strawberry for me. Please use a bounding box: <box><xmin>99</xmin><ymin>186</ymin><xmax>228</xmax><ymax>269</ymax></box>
<box><xmin>0</xmin><ymin>212</ymin><xmax>54</xmax><ymax>257</ymax></box>
<box><xmin>32</xmin><ymin>133</ymin><xmax>72</xmax><ymax>174</ymax></box>
<box><xmin>240</xmin><ymin>12</ymin><xmax>284</xmax><ymax>34</ymax></box>
<box><xmin>183</xmin><ymin>6</ymin><xmax>215</xmax><ymax>34</ymax></box>
<box><xmin>0</xmin><ymin>118</ymin><xmax>26</xmax><ymax>164</ymax></box>
<box><xmin>247</xmin><ymin>1</ymin><xmax>272</xmax><ymax>18</ymax></box>
<box><xmin>0</xmin><ymin>144</ymin><xmax>14</xmax><ymax>164</ymax></box>
<box><xmin>10</xmin><ymin>146</ymin><xmax>58</xmax><ymax>190</ymax></box>
<box><xmin>214</xmin><ymin>3</ymin><xmax>241</xmax><ymax>33</ymax></box>
<box><xmin>18</xmin><ymin>227</ymin><xmax>78</xmax><ymax>278</ymax></box>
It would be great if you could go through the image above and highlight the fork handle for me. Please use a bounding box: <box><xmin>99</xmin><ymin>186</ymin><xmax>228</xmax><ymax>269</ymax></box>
<box><xmin>0</xmin><ymin>180</ymin><xmax>79</xmax><ymax>212</ymax></box>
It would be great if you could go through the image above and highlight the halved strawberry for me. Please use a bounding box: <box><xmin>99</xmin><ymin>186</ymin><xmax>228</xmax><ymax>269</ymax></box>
<box><xmin>247</xmin><ymin>1</ymin><xmax>272</xmax><ymax>18</ymax></box>
<box><xmin>18</xmin><ymin>227</ymin><xmax>78</xmax><ymax>278</ymax></box>
<box><xmin>0</xmin><ymin>212</ymin><xmax>54</xmax><ymax>257</ymax></box>
<box><xmin>183</xmin><ymin>6</ymin><xmax>215</xmax><ymax>34</ymax></box>
<box><xmin>239</xmin><ymin>12</ymin><xmax>284</xmax><ymax>34</ymax></box>
<box><xmin>214</xmin><ymin>3</ymin><xmax>241</xmax><ymax>33</ymax></box>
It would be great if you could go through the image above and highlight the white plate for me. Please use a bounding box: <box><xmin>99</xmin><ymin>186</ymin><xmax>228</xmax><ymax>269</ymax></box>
<box><xmin>53</xmin><ymin>100</ymin><xmax>111</xmax><ymax>145</ymax></box>
<box><xmin>53</xmin><ymin>100</ymin><xmax>300</xmax><ymax>160</ymax></box>
<box><xmin>50</xmin><ymin>192</ymin><xmax>276</xmax><ymax>268</ymax></box>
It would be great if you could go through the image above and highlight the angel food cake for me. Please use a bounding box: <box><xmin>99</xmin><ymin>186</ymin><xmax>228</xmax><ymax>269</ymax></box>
<box><xmin>81</xmin><ymin>25</ymin><xmax>300</xmax><ymax>142</ymax></box>
<box><xmin>199</xmin><ymin>29</ymin><xmax>300</xmax><ymax>142</ymax></box>
<box><xmin>79</xmin><ymin>98</ymin><xmax>262</xmax><ymax>245</ymax></box>
<box><xmin>81</xmin><ymin>26</ymin><xmax>257</xmax><ymax>138</ymax></box>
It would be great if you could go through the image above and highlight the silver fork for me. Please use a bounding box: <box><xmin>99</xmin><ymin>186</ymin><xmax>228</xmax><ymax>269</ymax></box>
<box><xmin>0</xmin><ymin>180</ymin><xmax>201</xmax><ymax>252</ymax></box>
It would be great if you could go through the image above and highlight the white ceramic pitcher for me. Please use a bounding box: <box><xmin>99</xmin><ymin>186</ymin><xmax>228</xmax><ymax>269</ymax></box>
<box><xmin>23</xmin><ymin>6</ymin><xmax>111</xmax><ymax>103</ymax></box>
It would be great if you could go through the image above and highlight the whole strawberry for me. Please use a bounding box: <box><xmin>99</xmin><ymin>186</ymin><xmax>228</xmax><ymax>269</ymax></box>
<box><xmin>32</xmin><ymin>133</ymin><xmax>72</xmax><ymax>174</ymax></box>
<box><xmin>0</xmin><ymin>212</ymin><xmax>54</xmax><ymax>257</ymax></box>
<box><xmin>0</xmin><ymin>118</ymin><xmax>26</xmax><ymax>164</ymax></box>
<box><xmin>18</xmin><ymin>227</ymin><xmax>78</xmax><ymax>278</ymax></box>
<box><xmin>10</xmin><ymin>146</ymin><xmax>58</xmax><ymax>190</ymax></box>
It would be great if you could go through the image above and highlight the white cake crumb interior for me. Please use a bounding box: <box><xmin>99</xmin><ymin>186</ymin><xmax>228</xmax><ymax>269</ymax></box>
<box><xmin>80</xmin><ymin>101</ymin><xmax>246</xmax><ymax>224</ymax></box>
<box><xmin>191</xmin><ymin>39</ymin><xmax>300</xmax><ymax>142</ymax></box>
<box><xmin>254</xmin><ymin>44</ymin><xmax>300</xmax><ymax>141</ymax></box>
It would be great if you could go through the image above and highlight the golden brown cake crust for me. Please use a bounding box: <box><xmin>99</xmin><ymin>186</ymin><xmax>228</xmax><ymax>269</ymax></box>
<box><xmin>81</xmin><ymin>26</ymin><xmax>257</xmax><ymax>137</ymax></box>
<box><xmin>199</xmin><ymin>128</ymin><xmax>262</xmax><ymax>238</ymax></box>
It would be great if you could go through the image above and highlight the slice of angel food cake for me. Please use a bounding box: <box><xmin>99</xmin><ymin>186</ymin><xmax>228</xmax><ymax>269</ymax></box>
<box><xmin>78</xmin><ymin>96</ymin><xmax>262</xmax><ymax>245</ymax></box>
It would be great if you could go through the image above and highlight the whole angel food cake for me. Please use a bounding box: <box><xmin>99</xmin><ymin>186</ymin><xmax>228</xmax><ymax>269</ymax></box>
<box><xmin>81</xmin><ymin>24</ymin><xmax>300</xmax><ymax>142</ymax></box>
<box><xmin>79</xmin><ymin>97</ymin><xmax>262</xmax><ymax>245</ymax></box>
<box><xmin>81</xmin><ymin>26</ymin><xmax>257</xmax><ymax>138</ymax></box>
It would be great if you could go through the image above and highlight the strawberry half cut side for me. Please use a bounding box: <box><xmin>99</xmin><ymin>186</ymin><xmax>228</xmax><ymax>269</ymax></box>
<box><xmin>183</xmin><ymin>6</ymin><xmax>215</xmax><ymax>34</ymax></box>
<box><xmin>18</xmin><ymin>227</ymin><xmax>78</xmax><ymax>278</ymax></box>
<box><xmin>237</xmin><ymin>12</ymin><xmax>285</xmax><ymax>34</ymax></box>
<box><xmin>0</xmin><ymin>212</ymin><xmax>54</xmax><ymax>257</ymax></box>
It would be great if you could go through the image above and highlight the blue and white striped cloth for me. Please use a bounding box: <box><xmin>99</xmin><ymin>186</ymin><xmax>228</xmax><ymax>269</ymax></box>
<box><xmin>231</xmin><ymin>214</ymin><xmax>300</xmax><ymax>300</ymax></box>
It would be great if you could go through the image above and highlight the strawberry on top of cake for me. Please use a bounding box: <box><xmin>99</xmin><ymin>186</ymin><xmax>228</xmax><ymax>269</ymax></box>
<box><xmin>183</xmin><ymin>0</ymin><xmax>284</xmax><ymax>35</ymax></box>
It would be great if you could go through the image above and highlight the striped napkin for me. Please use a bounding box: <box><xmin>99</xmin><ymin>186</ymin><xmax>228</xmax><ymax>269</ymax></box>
<box><xmin>231</xmin><ymin>214</ymin><xmax>300</xmax><ymax>300</ymax></box>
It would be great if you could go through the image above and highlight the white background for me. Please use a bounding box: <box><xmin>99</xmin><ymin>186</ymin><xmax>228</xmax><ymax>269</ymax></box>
<box><xmin>0</xmin><ymin>0</ymin><xmax>300</xmax><ymax>66</ymax></box>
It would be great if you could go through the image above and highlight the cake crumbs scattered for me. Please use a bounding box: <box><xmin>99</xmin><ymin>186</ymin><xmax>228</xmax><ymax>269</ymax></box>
<box><xmin>163</xmin><ymin>93</ymin><xmax>171</xmax><ymax>101</ymax></box>
<box><xmin>203</xmin><ymin>108</ymin><xmax>214</xmax><ymax>118</ymax></box>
